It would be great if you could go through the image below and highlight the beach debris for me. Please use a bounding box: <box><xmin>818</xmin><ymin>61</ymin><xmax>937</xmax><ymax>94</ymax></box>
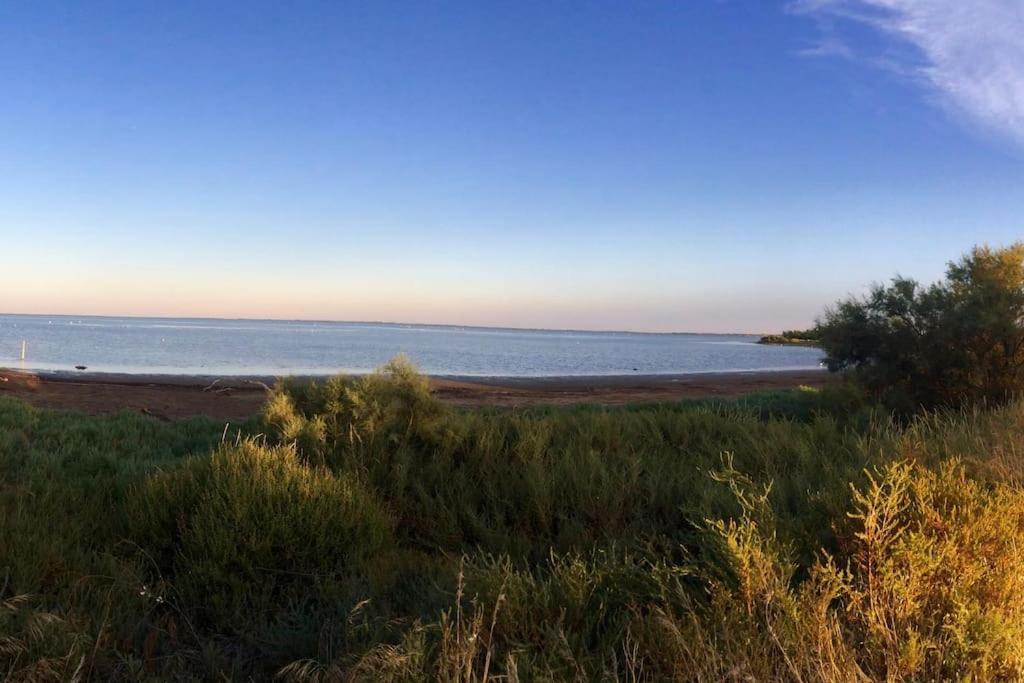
<box><xmin>202</xmin><ymin>378</ymin><xmax>234</xmax><ymax>395</ymax></box>
<box><xmin>242</xmin><ymin>378</ymin><xmax>273</xmax><ymax>392</ymax></box>
<box><xmin>203</xmin><ymin>377</ymin><xmax>272</xmax><ymax>393</ymax></box>
<box><xmin>75</xmin><ymin>365</ymin><xmax>87</xmax><ymax>370</ymax></box>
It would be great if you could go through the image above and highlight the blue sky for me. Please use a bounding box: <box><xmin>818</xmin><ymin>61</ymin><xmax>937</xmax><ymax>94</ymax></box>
<box><xmin>1</xmin><ymin>1</ymin><xmax>1021</xmax><ymax>332</ymax></box>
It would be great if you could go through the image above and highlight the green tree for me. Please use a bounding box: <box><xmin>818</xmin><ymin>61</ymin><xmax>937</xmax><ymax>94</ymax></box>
<box><xmin>818</xmin><ymin>243</ymin><xmax>1024</xmax><ymax>409</ymax></box>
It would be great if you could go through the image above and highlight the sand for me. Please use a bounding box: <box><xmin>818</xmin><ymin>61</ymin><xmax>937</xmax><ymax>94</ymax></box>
<box><xmin>0</xmin><ymin>368</ymin><xmax>830</xmax><ymax>421</ymax></box>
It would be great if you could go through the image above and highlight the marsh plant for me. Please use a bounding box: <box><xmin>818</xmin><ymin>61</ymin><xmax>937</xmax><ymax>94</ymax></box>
<box><xmin>2</xmin><ymin>358</ymin><xmax>1024</xmax><ymax>680</ymax></box>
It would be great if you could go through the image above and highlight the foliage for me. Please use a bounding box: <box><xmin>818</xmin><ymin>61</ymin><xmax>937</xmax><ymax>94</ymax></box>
<box><xmin>125</xmin><ymin>440</ymin><xmax>395</xmax><ymax>628</ymax></box>
<box><xmin>2</xmin><ymin>359</ymin><xmax>1024</xmax><ymax>680</ymax></box>
<box><xmin>779</xmin><ymin>327</ymin><xmax>820</xmax><ymax>340</ymax></box>
<box><xmin>818</xmin><ymin>243</ymin><xmax>1024</xmax><ymax>409</ymax></box>
<box><xmin>758</xmin><ymin>327</ymin><xmax>822</xmax><ymax>346</ymax></box>
<box><xmin>262</xmin><ymin>373</ymin><xmax>875</xmax><ymax>564</ymax></box>
<box><xmin>840</xmin><ymin>460</ymin><xmax>1024</xmax><ymax>680</ymax></box>
<box><xmin>264</xmin><ymin>354</ymin><xmax>446</xmax><ymax>465</ymax></box>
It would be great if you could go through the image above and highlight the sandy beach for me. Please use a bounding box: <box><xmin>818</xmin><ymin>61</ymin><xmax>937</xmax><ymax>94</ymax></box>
<box><xmin>0</xmin><ymin>367</ymin><xmax>830</xmax><ymax>420</ymax></box>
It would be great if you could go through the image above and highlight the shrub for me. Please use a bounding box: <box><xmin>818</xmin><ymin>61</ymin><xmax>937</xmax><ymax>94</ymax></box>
<box><xmin>818</xmin><ymin>243</ymin><xmax>1024</xmax><ymax>409</ymax></box>
<box><xmin>841</xmin><ymin>460</ymin><xmax>1024</xmax><ymax>681</ymax></box>
<box><xmin>625</xmin><ymin>458</ymin><xmax>863</xmax><ymax>682</ymax></box>
<box><xmin>263</xmin><ymin>354</ymin><xmax>447</xmax><ymax>465</ymax></box>
<box><xmin>126</xmin><ymin>440</ymin><xmax>395</xmax><ymax>627</ymax></box>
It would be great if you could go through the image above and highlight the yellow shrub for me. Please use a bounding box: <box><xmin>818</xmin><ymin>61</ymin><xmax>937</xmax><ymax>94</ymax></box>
<box><xmin>843</xmin><ymin>460</ymin><xmax>1024</xmax><ymax>681</ymax></box>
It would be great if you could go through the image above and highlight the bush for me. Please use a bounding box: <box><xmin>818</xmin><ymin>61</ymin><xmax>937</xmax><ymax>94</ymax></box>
<box><xmin>840</xmin><ymin>460</ymin><xmax>1024</xmax><ymax>681</ymax></box>
<box><xmin>818</xmin><ymin>243</ymin><xmax>1024</xmax><ymax>410</ymax></box>
<box><xmin>126</xmin><ymin>440</ymin><xmax>395</xmax><ymax>627</ymax></box>
<box><xmin>263</xmin><ymin>354</ymin><xmax>447</xmax><ymax>465</ymax></box>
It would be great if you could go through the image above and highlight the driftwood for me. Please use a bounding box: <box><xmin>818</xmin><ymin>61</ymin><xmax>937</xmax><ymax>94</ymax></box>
<box><xmin>202</xmin><ymin>378</ymin><xmax>273</xmax><ymax>393</ymax></box>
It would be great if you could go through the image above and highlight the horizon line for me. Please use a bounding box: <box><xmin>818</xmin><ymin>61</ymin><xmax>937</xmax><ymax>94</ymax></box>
<box><xmin>0</xmin><ymin>311</ymin><xmax>780</xmax><ymax>338</ymax></box>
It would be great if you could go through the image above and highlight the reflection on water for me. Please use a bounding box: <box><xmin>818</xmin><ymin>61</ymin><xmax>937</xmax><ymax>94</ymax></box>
<box><xmin>0</xmin><ymin>314</ymin><xmax>824</xmax><ymax>377</ymax></box>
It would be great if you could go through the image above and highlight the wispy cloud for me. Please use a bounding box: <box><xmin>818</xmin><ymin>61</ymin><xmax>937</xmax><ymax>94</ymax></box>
<box><xmin>797</xmin><ymin>34</ymin><xmax>856</xmax><ymax>60</ymax></box>
<box><xmin>791</xmin><ymin>0</ymin><xmax>1024</xmax><ymax>146</ymax></box>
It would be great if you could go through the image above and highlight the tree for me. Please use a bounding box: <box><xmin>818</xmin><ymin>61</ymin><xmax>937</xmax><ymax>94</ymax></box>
<box><xmin>817</xmin><ymin>243</ymin><xmax>1024</xmax><ymax>409</ymax></box>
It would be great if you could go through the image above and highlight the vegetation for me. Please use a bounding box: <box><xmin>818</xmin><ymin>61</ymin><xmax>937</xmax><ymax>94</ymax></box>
<box><xmin>3</xmin><ymin>356</ymin><xmax>1024</xmax><ymax>681</ymax></box>
<box><xmin>757</xmin><ymin>328</ymin><xmax>822</xmax><ymax>346</ymax></box>
<box><xmin>818</xmin><ymin>243</ymin><xmax>1024</xmax><ymax>410</ymax></box>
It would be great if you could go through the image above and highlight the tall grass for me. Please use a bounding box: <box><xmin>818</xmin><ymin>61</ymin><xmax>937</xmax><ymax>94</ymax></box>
<box><xmin>1</xmin><ymin>358</ymin><xmax>1023</xmax><ymax>680</ymax></box>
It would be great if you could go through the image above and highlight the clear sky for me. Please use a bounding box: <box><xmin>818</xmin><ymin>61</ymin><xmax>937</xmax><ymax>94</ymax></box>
<box><xmin>1</xmin><ymin>1</ymin><xmax>1021</xmax><ymax>332</ymax></box>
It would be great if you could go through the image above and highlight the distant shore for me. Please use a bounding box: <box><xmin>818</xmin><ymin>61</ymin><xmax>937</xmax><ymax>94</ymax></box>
<box><xmin>757</xmin><ymin>335</ymin><xmax>822</xmax><ymax>347</ymax></box>
<box><xmin>0</xmin><ymin>367</ymin><xmax>830</xmax><ymax>420</ymax></box>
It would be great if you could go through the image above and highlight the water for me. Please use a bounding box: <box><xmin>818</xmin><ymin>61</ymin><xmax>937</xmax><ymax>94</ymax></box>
<box><xmin>0</xmin><ymin>314</ymin><xmax>823</xmax><ymax>377</ymax></box>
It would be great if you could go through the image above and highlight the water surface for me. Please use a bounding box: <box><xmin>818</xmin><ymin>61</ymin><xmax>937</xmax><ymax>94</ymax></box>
<box><xmin>0</xmin><ymin>314</ymin><xmax>823</xmax><ymax>377</ymax></box>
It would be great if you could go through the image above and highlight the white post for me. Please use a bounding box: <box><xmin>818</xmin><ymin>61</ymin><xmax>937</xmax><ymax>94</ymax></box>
<box><xmin>20</xmin><ymin>340</ymin><xmax>26</xmax><ymax>361</ymax></box>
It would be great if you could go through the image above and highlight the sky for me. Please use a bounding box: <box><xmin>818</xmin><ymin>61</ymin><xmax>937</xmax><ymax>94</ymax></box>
<box><xmin>0</xmin><ymin>1</ymin><xmax>1022</xmax><ymax>333</ymax></box>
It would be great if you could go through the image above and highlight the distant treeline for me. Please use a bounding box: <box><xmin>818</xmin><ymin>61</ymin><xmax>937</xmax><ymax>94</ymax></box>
<box><xmin>757</xmin><ymin>327</ymin><xmax>822</xmax><ymax>346</ymax></box>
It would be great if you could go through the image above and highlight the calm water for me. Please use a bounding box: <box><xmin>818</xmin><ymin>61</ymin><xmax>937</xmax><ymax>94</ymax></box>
<box><xmin>0</xmin><ymin>314</ymin><xmax>823</xmax><ymax>377</ymax></box>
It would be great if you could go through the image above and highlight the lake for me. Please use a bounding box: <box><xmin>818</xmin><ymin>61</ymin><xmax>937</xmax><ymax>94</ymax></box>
<box><xmin>0</xmin><ymin>314</ymin><xmax>823</xmax><ymax>377</ymax></box>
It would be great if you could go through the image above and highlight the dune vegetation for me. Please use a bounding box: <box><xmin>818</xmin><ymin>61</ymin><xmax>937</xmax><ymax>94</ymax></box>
<box><xmin>2</xmin><ymin>354</ymin><xmax>1024</xmax><ymax>681</ymax></box>
<box><xmin>4</xmin><ymin>244</ymin><xmax>1024</xmax><ymax>681</ymax></box>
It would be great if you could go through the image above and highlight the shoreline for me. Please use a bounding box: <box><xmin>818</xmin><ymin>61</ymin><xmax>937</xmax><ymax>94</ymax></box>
<box><xmin>19</xmin><ymin>366</ymin><xmax>825</xmax><ymax>384</ymax></box>
<box><xmin>0</xmin><ymin>311</ymin><xmax>774</xmax><ymax>338</ymax></box>
<box><xmin>0</xmin><ymin>367</ymin><xmax>831</xmax><ymax>420</ymax></box>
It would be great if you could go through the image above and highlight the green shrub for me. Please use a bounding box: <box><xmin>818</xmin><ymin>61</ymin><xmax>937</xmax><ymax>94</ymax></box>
<box><xmin>818</xmin><ymin>243</ymin><xmax>1024</xmax><ymax>410</ymax></box>
<box><xmin>126</xmin><ymin>440</ymin><xmax>395</xmax><ymax>627</ymax></box>
<box><xmin>264</xmin><ymin>354</ymin><xmax>447</xmax><ymax>466</ymax></box>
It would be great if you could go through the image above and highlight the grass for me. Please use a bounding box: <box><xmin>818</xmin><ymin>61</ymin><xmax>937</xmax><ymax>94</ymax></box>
<box><xmin>1</xmin><ymin>357</ymin><xmax>1023</xmax><ymax>680</ymax></box>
